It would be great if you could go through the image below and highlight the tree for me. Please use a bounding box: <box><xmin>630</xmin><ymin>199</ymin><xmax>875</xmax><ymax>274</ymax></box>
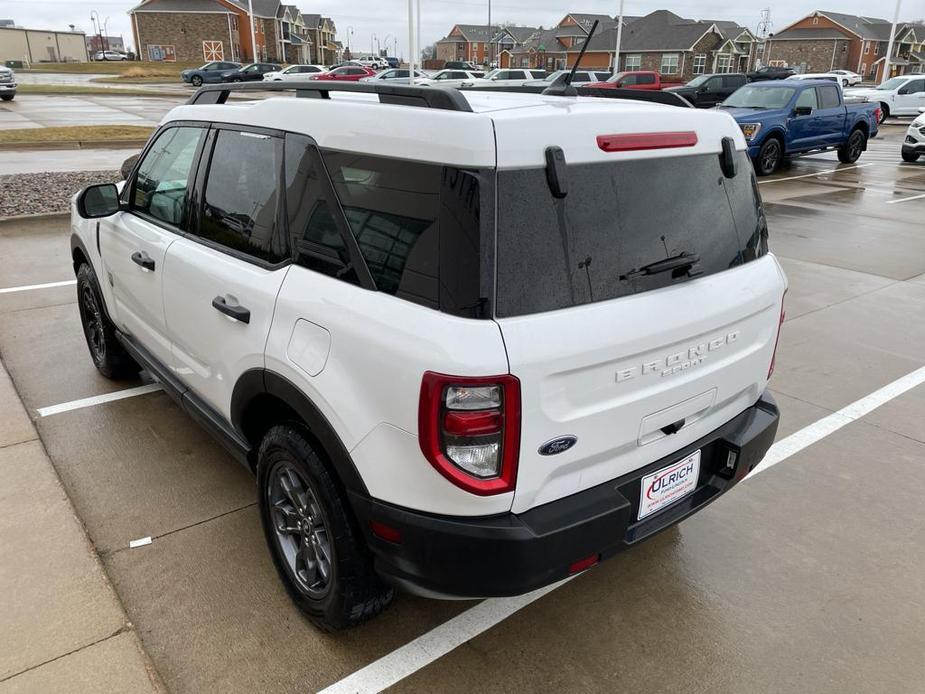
<box><xmin>420</xmin><ymin>43</ymin><xmax>436</xmax><ymax>61</ymax></box>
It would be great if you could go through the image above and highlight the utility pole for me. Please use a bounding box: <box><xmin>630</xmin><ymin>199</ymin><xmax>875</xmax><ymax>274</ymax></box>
<box><xmin>613</xmin><ymin>0</ymin><xmax>624</xmax><ymax>72</ymax></box>
<box><xmin>487</xmin><ymin>0</ymin><xmax>491</xmax><ymax>67</ymax></box>
<box><xmin>247</xmin><ymin>0</ymin><xmax>257</xmax><ymax>61</ymax></box>
<box><xmin>881</xmin><ymin>0</ymin><xmax>901</xmax><ymax>83</ymax></box>
<box><xmin>408</xmin><ymin>0</ymin><xmax>416</xmax><ymax>83</ymax></box>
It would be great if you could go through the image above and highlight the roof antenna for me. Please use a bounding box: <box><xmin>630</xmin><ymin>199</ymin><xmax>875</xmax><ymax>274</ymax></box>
<box><xmin>543</xmin><ymin>19</ymin><xmax>599</xmax><ymax>96</ymax></box>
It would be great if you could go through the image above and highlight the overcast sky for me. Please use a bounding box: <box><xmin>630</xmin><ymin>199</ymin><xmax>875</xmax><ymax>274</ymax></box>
<box><xmin>0</xmin><ymin>0</ymin><xmax>922</xmax><ymax>56</ymax></box>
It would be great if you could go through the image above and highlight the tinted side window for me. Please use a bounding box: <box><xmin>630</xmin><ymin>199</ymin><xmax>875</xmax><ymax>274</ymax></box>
<box><xmin>131</xmin><ymin>126</ymin><xmax>203</xmax><ymax>227</ymax></box>
<box><xmin>322</xmin><ymin>151</ymin><xmax>484</xmax><ymax>316</ymax></box>
<box><xmin>795</xmin><ymin>88</ymin><xmax>818</xmax><ymax>109</ymax></box>
<box><xmin>622</xmin><ymin>75</ymin><xmax>638</xmax><ymax>85</ymax></box>
<box><xmin>724</xmin><ymin>75</ymin><xmax>745</xmax><ymax>88</ymax></box>
<box><xmin>818</xmin><ymin>85</ymin><xmax>840</xmax><ymax>109</ymax></box>
<box><xmin>906</xmin><ymin>79</ymin><xmax>925</xmax><ymax>93</ymax></box>
<box><xmin>197</xmin><ymin>129</ymin><xmax>288</xmax><ymax>263</ymax></box>
<box><xmin>637</xmin><ymin>73</ymin><xmax>656</xmax><ymax>85</ymax></box>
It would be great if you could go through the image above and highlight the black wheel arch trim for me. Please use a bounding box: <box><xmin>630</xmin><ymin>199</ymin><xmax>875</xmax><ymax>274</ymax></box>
<box><xmin>231</xmin><ymin>368</ymin><xmax>369</xmax><ymax>496</ymax></box>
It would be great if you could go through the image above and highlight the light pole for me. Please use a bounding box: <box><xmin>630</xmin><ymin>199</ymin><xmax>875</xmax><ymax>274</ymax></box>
<box><xmin>613</xmin><ymin>0</ymin><xmax>625</xmax><ymax>72</ymax></box>
<box><xmin>371</xmin><ymin>33</ymin><xmax>377</xmax><ymax>57</ymax></box>
<box><xmin>487</xmin><ymin>0</ymin><xmax>491</xmax><ymax>67</ymax></box>
<box><xmin>384</xmin><ymin>34</ymin><xmax>394</xmax><ymax>59</ymax></box>
<box><xmin>103</xmin><ymin>16</ymin><xmax>110</xmax><ymax>51</ymax></box>
<box><xmin>881</xmin><ymin>0</ymin><xmax>901</xmax><ymax>83</ymax></box>
<box><xmin>247</xmin><ymin>0</ymin><xmax>257</xmax><ymax>62</ymax></box>
<box><xmin>346</xmin><ymin>25</ymin><xmax>354</xmax><ymax>56</ymax></box>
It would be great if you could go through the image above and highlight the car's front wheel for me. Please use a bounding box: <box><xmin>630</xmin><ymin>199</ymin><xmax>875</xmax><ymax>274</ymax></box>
<box><xmin>878</xmin><ymin>103</ymin><xmax>889</xmax><ymax>124</ymax></box>
<box><xmin>257</xmin><ymin>424</ymin><xmax>393</xmax><ymax>631</ymax></box>
<box><xmin>0</xmin><ymin>95</ymin><xmax>12</xmax><ymax>101</ymax></box>
<box><xmin>902</xmin><ymin>149</ymin><xmax>921</xmax><ymax>163</ymax></box>
<box><xmin>755</xmin><ymin>137</ymin><xmax>783</xmax><ymax>176</ymax></box>
<box><xmin>76</xmin><ymin>264</ymin><xmax>140</xmax><ymax>379</ymax></box>
<box><xmin>191</xmin><ymin>75</ymin><xmax>203</xmax><ymax>87</ymax></box>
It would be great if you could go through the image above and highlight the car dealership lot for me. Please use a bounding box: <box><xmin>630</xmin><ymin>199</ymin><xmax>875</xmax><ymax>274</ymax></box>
<box><xmin>1</xmin><ymin>127</ymin><xmax>924</xmax><ymax>692</ymax></box>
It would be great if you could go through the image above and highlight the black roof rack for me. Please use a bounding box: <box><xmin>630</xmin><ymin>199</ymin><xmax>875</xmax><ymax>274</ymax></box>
<box><xmin>458</xmin><ymin>84</ymin><xmax>693</xmax><ymax>109</ymax></box>
<box><xmin>186</xmin><ymin>80</ymin><xmax>473</xmax><ymax>112</ymax></box>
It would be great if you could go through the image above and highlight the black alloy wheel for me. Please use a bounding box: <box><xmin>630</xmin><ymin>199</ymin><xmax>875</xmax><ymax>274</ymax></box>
<box><xmin>839</xmin><ymin>129</ymin><xmax>866</xmax><ymax>164</ymax></box>
<box><xmin>191</xmin><ymin>75</ymin><xmax>203</xmax><ymax>87</ymax></box>
<box><xmin>756</xmin><ymin>138</ymin><xmax>782</xmax><ymax>176</ymax></box>
<box><xmin>79</xmin><ymin>282</ymin><xmax>106</xmax><ymax>365</ymax></box>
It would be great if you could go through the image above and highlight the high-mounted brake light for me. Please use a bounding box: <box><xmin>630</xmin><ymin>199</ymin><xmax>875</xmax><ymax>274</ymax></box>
<box><xmin>597</xmin><ymin>131</ymin><xmax>698</xmax><ymax>152</ymax></box>
<box><xmin>768</xmin><ymin>290</ymin><xmax>787</xmax><ymax>379</ymax></box>
<box><xmin>418</xmin><ymin>372</ymin><xmax>521</xmax><ymax>495</ymax></box>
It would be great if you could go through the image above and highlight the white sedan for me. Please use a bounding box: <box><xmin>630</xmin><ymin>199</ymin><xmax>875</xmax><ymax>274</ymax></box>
<box><xmin>263</xmin><ymin>64</ymin><xmax>328</xmax><ymax>81</ymax></box>
<box><xmin>830</xmin><ymin>69</ymin><xmax>863</xmax><ymax>86</ymax></box>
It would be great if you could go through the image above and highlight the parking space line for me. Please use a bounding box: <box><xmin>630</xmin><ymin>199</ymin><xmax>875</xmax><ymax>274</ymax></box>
<box><xmin>0</xmin><ymin>280</ymin><xmax>76</xmax><ymax>295</ymax></box>
<box><xmin>319</xmin><ymin>363</ymin><xmax>925</xmax><ymax>694</ymax></box>
<box><xmin>885</xmin><ymin>192</ymin><xmax>925</xmax><ymax>205</ymax></box>
<box><xmin>36</xmin><ymin>383</ymin><xmax>163</xmax><ymax>417</ymax></box>
<box><xmin>757</xmin><ymin>163</ymin><xmax>873</xmax><ymax>185</ymax></box>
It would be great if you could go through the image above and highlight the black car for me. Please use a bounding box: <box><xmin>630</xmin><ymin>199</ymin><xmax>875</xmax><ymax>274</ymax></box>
<box><xmin>665</xmin><ymin>73</ymin><xmax>748</xmax><ymax>108</ymax></box>
<box><xmin>225</xmin><ymin>63</ymin><xmax>282</xmax><ymax>82</ymax></box>
<box><xmin>746</xmin><ymin>66</ymin><xmax>794</xmax><ymax>81</ymax></box>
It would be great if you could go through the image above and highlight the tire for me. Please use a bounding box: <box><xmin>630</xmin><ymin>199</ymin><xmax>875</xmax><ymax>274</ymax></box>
<box><xmin>902</xmin><ymin>149</ymin><xmax>921</xmax><ymax>163</ymax></box>
<box><xmin>191</xmin><ymin>75</ymin><xmax>203</xmax><ymax>87</ymax></box>
<box><xmin>878</xmin><ymin>103</ymin><xmax>889</xmax><ymax>124</ymax></box>
<box><xmin>76</xmin><ymin>264</ymin><xmax>140</xmax><ymax>379</ymax></box>
<box><xmin>257</xmin><ymin>424</ymin><xmax>393</xmax><ymax>631</ymax></box>
<box><xmin>755</xmin><ymin>137</ymin><xmax>783</xmax><ymax>176</ymax></box>
<box><xmin>1</xmin><ymin>95</ymin><xmax>12</xmax><ymax>101</ymax></box>
<box><xmin>838</xmin><ymin>128</ymin><xmax>866</xmax><ymax>164</ymax></box>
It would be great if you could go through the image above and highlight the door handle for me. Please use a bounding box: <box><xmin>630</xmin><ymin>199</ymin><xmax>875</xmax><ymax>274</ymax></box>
<box><xmin>131</xmin><ymin>250</ymin><xmax>155</xmax><ymax>271</ymax></box>
<box><xmin>212</xmin><ymin>295</ymin><xmax>251</xmax><ymax>324</ymax></box>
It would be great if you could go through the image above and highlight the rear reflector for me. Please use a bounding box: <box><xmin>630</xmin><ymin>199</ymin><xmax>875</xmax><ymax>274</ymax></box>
<box><xmin>568</xmin><ymin>553</ymin><xmax>600</xmax><ymax>575</ymax></box>
<box><xmin>370</xmin><ymin>520</ymin><xmax>402</xmax><ymax>544</ymax></box>
<box><xmin>443</xmin><ymin>411</ymin><xmax>502</xmax><ymax>436</ymax></box>
<box><xmin>597</xmin><ymin>131</ymin><xmax>698</xmax><ymax>152</ymax></box>
<box><xmin>768</xmin><ymin>290</ymin><xmax>787</xmax><ymax>379</ymax></box>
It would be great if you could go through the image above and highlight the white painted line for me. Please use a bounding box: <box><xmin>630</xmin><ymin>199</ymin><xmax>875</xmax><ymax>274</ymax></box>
<box><xmin>750</xmin><ymin>364</ymin><xmax>925</xmax><ymax>476</ymax></box>
<box><xmin>885</xmin><ymin>192</ymin><xmax>925</xmax><ymax>205</ymax></box>
<box><xmin>129</xmin><ymin>536</ymin><xmax>152</xmax><ymax>548</ymax></box>
<box><xmin>36</xmin><ymin>383</ymin><xmax>163</xmax><ymax>417</ymax></box>
<box><xmin>758</xmin><ymin>163</ymin><xmax>873</xmax><ymax>185</ymax></box>
<box><xmin>320</xmin><ymin>363</ymin><xmax>925</xmax><ymax>694</ymax></box>
<box><xmin>318</xmin><ymin>578</ymin><xmax>573</xmax><ymax>694</ymax></box>
<box><xmin>0</xmin><ymin>279</ymin><xmax>76</xmax><ymax>295</ymax></box>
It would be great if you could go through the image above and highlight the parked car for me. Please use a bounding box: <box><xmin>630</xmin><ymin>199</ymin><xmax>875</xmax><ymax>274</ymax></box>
<box><xmin>522</xmin><ymin>70</ymin><xmax>612</xmax><ymax>87</ymax></box>
<box><xmin>664</xmin><ymin>73</ymin><xmax>748</xmax><ymax>108</ymax></box>
<box><xmin>225</xmin><ymin>63</ymin><xmax>282</xmax><ymax>82</ymax></box>
<box><xmin>901</xmin><ymin>107</ymin><xmax>925</xmax><ymax>162</ymax></box>
<box><xmin>181</xmin><ymin>61</ymin><xmax>242</xmax><ymax>87</ymax></box>
<box><xmin>309</xmin><ymin>66</ymin><xmax>377</xmax><ymax>81</ymax></box>
<box><xmin>445</xmin><ymin>60</ymin><xmax>480</xmax><ymax>70</ymax></box>
<box><xmin>416</xmin><ymin>69</ymin><xmax>485</xmax><ymax>87</ymax></box>
<box><xmin>466</xmin><ymin>68</ymin><xmax>547</xmax><ymax>86</ymax></box>
<box><xmin>0</xmin><ymin>65</ymin><xmax>16</xmax><ymax>101</ymax></box>
<box><xmin>786</xmin><ymin>72</ymin><xmax>849</xmax><ymax>88</ymax></box>
<box><xmin>385</xmin><ymin>56</ymin><xmax>400</xmax><ymax>68</ymax></box>
<box><xmin>263</xmin><ymin>65</ymin><xmax>328</xmax><ymax>81</ymax></box>
<box><xmin>830</xmin><ymin>69</ymin><xmax>862</xmax><ymax>86</ymax></box>
<box><xmin>93</xmin><ymin>50</ymin><xmax>128</xmax><ymax>61</ymax></box>
<box><xmin>718</xmin><ymin>79</ymin><xmax>880</xmax><ymax>175</ymax></box>
<box><xmin>70</xmin><ymin>79</ymin><xmax>784</xmax><ymax>631</ymax></box>
<box><xmin>359</xmin><ymin>68</ymin><xmax>429</xmax><ymax>83</ymax></box>
<box><xmin>746</xmin><ymin>66</ymin><xmax>794</xmax><ymax>81</ymax></box>
<box><xmin>845</xmin><ymin>74</ymin><xmax>925</xmax><ymax>123</ymax></box>
<box><xmin>356</xmin><ymin>56</ymin><xmax>388</xmax><ymax>70</ymax></box>
<box><xmin>584</xmin><ymin>70</ymin><xmax>684</xmax><ymax>91</ymax></box>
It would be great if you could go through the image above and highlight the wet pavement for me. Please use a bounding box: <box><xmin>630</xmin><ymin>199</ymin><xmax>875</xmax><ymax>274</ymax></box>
<box><xmin>0</xmin><ymin>93</ymin><xmax>185</xmax><ymax>130</ymax></box>
<box><xmin>0</xmin><ymin>129</ymin><xmax>923</xmax><ymax>692</ymax></box>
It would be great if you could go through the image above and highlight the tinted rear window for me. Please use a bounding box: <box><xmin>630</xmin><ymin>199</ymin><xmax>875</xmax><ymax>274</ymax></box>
<box><xmin>494</xmin><ymin>152</ymin><xmax>767</xmax><ymax>317</ymax></box>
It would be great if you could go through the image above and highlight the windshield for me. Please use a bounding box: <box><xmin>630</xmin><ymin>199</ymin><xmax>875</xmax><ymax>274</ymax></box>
<box><xmin>878</xmin><ymin>77</ymin><xmax>906</xmax><ymax>90</ymax></box>
<box><xmin>686</xmin><ymin>74</ymin><xmax>711</xmax><ymax>87</ymax></box>
<box><xmin>722</xmin><ymin>85</ymin><xmax>795</xmax><ymax>109</ymax></box>
<box><xmin>495</xmin><ymin>152</ymin><xmax>766</xmax><ymax>317</ymax></box>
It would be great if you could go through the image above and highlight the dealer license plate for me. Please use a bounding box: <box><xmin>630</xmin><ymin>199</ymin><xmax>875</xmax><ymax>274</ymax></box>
<box><xmin>638</xmin><ymin>450</ymin><xmax>701</xmax><ymax>520</ymax></box>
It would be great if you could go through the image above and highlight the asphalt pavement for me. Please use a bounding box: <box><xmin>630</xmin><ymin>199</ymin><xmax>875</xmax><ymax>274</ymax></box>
<box><xmin>0</xmin><ymin>126</ymin><xmax>923</xmax><ymax>693</ymax></box>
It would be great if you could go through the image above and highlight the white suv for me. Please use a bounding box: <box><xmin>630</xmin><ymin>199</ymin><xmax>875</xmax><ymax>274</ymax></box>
<box><xmin>71</xmin><ymin>81</ymin><xmax>785</xmax><ymax>631</ymax></box>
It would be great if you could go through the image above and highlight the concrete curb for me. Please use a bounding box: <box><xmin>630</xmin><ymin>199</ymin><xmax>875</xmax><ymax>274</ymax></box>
<box><xmin>0</xmin><ymin>140</ymin><xmax>147</xmax><ymax>152</ymax></box>
<box><xmin>0</xmin><ymin>212</ymin><xmax>69</xmax><ymax>228</ymax></box>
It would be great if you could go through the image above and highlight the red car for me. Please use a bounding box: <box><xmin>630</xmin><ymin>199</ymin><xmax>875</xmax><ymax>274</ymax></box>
<box><xmin>311</xmin><ymin>66</ymin><xmax>377</xmax><ymax>81</ymax></box>
<box><xmin>583</xmin><ymin>70</ymin><xmax>683</xmax><ymax>91</ymax></box>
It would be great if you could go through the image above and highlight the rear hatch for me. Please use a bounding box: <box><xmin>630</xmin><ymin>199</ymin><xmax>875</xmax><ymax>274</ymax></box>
<box><xmin>492</xmin><ymin>142</ymin><xmax>785</xmax><ymax>514</ymax></box>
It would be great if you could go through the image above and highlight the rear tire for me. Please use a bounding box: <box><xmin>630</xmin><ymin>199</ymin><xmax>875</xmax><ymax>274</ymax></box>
<box><xmin>76</xmin><ymin>264</ymin><xmax>140</xmax><ymax>379</ymax></box>
<box><xmin>257</xmin><ymin>424</ymin><xmax>393</xmax><ymax>631</ymax></box>
<box><xmin>838</xmin><ymin>128</ymin><xmax>866</xmax><ymax>164</ymax></box>
<box><xmin>878</xmin><ymin>103</ymin><xmax>889</xmax><ymax>124</ymax></box>
<box><xmin>755</xmin><ymin>137</ymin><xmax>783</xmax><ymax>176</ymax></box>
<box><xmin>902</xmin><ymin>149</ymin><xmax>921</xmax><ymax>163</ymax></box>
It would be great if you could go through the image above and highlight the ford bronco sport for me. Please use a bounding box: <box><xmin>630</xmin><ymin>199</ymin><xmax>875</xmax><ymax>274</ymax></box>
<box><xmin>71</xmin><ymin>81</ymin><xmax>785</xmax><ymax>631</ymax></box>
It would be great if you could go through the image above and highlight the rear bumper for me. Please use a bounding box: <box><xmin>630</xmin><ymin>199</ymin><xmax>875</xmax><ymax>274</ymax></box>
<box><xmin>351</xmin><ymin>391</ymin><xmax>779</xmax><ymax>599</ymax></box>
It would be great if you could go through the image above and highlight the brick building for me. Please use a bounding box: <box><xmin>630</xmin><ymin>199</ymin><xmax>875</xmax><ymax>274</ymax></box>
<box><xmin>436</xmin><ymin>24</ymin><xmax>500</xmax><ymax>65</ymax></box>
<box><xmin>766</xmin><ymin>11</ymin><xmax>925</xmax><ymax>82</ymax></box>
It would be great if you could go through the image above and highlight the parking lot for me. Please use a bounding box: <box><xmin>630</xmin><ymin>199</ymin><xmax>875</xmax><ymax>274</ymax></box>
<box><xmin>1</xmin><ymin>123</ymin><xmax>924</xmax><ymax>692</ymax></box>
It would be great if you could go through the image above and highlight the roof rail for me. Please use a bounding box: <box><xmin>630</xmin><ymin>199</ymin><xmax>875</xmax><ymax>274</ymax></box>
<box><xmin>459</xmin><ymin>84</ymin><xmax>693</xmax><ymax>109</ymax></box>
<box><xmin>186</xmin><ymin>81</ymin><xmax>473</xmax><ymax>112</ymax></box>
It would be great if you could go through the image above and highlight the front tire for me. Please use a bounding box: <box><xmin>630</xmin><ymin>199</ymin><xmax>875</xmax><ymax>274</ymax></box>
<box><xmin>0</xmin><ymin>95</ymin><xmax>12</xmax><ymax>101</ymax></box>
<box><xmin>878</xmin><ymin>103</ymin><xmax>889</xmax><ymax>124</ymax></box>
<box><xmin>838</xmin><ymin>128</ymin><xmax>866</xmax><ymax>163</ymax></box>
<box><xmin>755</xmin><ymin>137</ymin><xmax>783</xmax><ymax>176</ymax></box>
<box><xmin>902</xmin><ymin>149</ymin><xmax>921</xmax><ymax>163</ymax></box>
<box><xmin>257</xmin><ymin>425</ymin><xmax>393</xmax><ymax>631</ymax></box>
<box><xmin>76</xmin><ymin>264</ymin><xmax>140</xmax><ymax>379</ymax></box>
<box><xmin>191</xmin><ymin>75</ymin><xmax>203</xmax><ymax>87</ymax></box>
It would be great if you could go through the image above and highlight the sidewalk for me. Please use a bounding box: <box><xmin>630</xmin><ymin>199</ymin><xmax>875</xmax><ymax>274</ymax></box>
<box><xmin>0</xmin><ymin>360</ymin><xmax>161</xmax><ymax>692</ymax></box>
<box><xmin>0</xmin><ymin>149</ymin><xmax>132</xmax><ymax>176</ymax></box>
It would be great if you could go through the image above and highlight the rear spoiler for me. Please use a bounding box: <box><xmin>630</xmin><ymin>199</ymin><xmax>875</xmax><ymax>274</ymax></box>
<box><xmin>459</xmin><ymin>84</ymin><xmax>694</xmax><ymax>108</ymax></box>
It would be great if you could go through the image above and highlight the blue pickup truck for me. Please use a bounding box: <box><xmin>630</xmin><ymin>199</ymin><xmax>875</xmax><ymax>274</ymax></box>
<box><xmin>718</xmin><ymin>80</ymin><xmax>880</xmax><ymax>175</ymax></box>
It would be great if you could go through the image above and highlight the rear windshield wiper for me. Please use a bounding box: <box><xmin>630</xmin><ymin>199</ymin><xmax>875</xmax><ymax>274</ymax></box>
<box><xmin>620</xmin><ymin>252</ymin><xmax>701</xmax><ymax>281</ymax></box>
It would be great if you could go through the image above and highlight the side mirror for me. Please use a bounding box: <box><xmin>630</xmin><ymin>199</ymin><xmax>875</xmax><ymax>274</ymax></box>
<box><xmin>77</xmin><ymin>183</ymin><xmax>121</xmax><ymax>219</ymax></box>
<box><xmin>793</xmin><ymin>105</ymin><xmax>814</xmax><ymax>117</ymax></box>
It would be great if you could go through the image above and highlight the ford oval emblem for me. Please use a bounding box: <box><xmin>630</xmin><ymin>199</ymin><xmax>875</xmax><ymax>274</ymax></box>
<box><xmin>538</xmin><ymin>436</ymin><xmax>578</xmax><ymax>456</ymax></box>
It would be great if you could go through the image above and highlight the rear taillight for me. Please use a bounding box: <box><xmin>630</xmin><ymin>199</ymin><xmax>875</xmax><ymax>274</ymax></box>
<box><xmin>768</xmin><ymin>291</ymin><xmax>786</xmax><ymax>379</ymax></box>
<box><xmin>418</xmin><ymin>372</ymin><xmax>521</xmax><ymax>495</ymax></box>
<box><xmin>873</xmin><ymin>106</ymin><xmax>882</xmax><ymax>123</ymax></box>
<box><xmin>597</xmin><ymin>131</ymin><xmax>698</xmax><ymax>152</ymax></box>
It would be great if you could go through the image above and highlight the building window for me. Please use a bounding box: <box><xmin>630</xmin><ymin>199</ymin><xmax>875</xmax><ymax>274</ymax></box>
<box><xmin>660</xmin><ymin>53</ymin><xmax>679</xmax><ymax>74</ymax></box>
<box><xmin>812</xmin><ymin>17</ymin><xmax>818</xmax><ymax>25</ymax></box>
<box><xmin>624</xmin><ymin>54</ymin><xmax>641</xmax><ymax>70</ymax></box>
<box><xmin>716</xmin><ymin>54</ymin><xmax>733</xmax><ymax>73</ymax></box>
<box><xmin>692</xmin><ymin>54</ymin><xmax>706</xmax><ymax>74</ymax></box>
<box><xmin>874</xmin><ymin>42</ymin><xmax>879</xmax><ymax>54</ymax></box>
<box><xmin>865</xmin><ymin>41</ymin><xmax>870</xmax><ymax>54</ymax></box>
<box><xmin>861</xmin><ymin>62</ymin><xmax>867</xmax><ymax>75</ymax></box>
